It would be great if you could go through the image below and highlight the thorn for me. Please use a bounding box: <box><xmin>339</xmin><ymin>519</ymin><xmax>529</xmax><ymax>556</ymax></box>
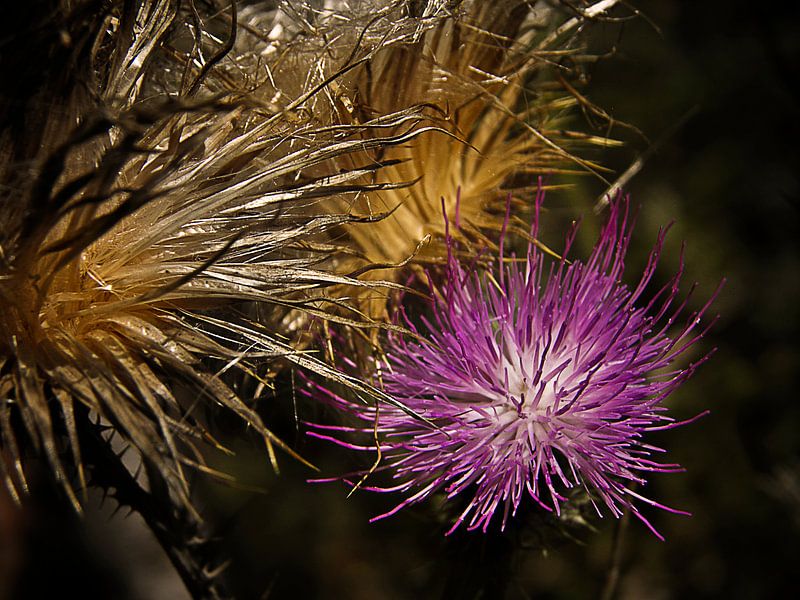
<box><xmin>203</xmin><ymin>559</ymin><xmax>232</xmax><ymax>580</ymax></box>
<box><xmin>109</xmin><ymin>500</ymin><xmax>124</xmax><ymax>519</ymax></box>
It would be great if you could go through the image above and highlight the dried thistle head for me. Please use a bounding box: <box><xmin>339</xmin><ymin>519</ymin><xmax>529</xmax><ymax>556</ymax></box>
<box><xmin>303</xmin><ymin>0</ymin><xmax>626</xmax><ymax>318</ymax></box>
<box><xmin>0</xmin><ymin>0</ymin><xmax>427</xmax><ymax>514</ymax></box>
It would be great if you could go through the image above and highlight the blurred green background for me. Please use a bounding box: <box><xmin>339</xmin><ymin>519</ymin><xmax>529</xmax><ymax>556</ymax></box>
<box><xmin>5</xmin><ymin>1</ymin><xmax>798</xmax><ymax>598</ymax></box>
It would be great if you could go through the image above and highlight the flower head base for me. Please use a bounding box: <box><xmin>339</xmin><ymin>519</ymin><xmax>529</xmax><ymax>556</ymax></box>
<box><xmin>308</xmin><ymin>187</ymin><xmax>721</xmax><ymax>537</ymax></box>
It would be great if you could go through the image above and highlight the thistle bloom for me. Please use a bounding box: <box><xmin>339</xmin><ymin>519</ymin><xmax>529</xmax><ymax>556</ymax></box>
<box><xmin>308</xmin><ymin>188</ymin><xmax>720</xmax><ymax>537</ymax></box>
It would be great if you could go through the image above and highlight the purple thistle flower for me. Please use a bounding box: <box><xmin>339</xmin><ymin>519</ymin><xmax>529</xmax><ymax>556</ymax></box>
<box><xmin>307</xmin><ymin>188</ymin><xmax>721</xmax><ymax>538</ymax></box>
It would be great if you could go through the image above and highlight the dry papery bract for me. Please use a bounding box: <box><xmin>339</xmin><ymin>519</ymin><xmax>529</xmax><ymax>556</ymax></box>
<box><xmin>0</xmin><ymin>0</ymin><xmax>452</xmax><ymax>515</ymax></box>
<box><xmin>231</xmin><ymin>0</ymin><xmax>625</xmax><ymax>322</ymax></box>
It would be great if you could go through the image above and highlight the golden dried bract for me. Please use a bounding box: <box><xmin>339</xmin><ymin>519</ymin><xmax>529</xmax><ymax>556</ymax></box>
<box><xmin>267</xmin><ymin>1</ymin><xmax>623</xmax><ymax>320</ymax></box>
<box><xmin>0</xmin><ymin>0</ymin><xmax>437</xmax><ymax>514</ymax></box>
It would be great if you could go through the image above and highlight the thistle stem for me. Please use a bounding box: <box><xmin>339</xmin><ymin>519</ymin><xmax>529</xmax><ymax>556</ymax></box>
<box><xmin>75</xmin><ymin>406</ymin><xmax>231</xmax><ymax>600</ymax></box>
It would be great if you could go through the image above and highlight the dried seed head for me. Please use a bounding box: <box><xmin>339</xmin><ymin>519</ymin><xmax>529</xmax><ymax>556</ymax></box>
<box><xmin>307</xmin><ymin>0</ymin><xmax>625</xmax><ymax>318</ymax></box>
<box><xmin>0</xmin><ymin>0</ymin><xmax>431</xmax><ymax>512</ymax></box>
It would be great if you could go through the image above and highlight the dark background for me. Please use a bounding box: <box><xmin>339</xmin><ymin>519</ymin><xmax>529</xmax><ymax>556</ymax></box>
<box><xmin>4</xmin><ymin>1</ymin><xmax>798</xmax><ymax>598</ymax></box>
